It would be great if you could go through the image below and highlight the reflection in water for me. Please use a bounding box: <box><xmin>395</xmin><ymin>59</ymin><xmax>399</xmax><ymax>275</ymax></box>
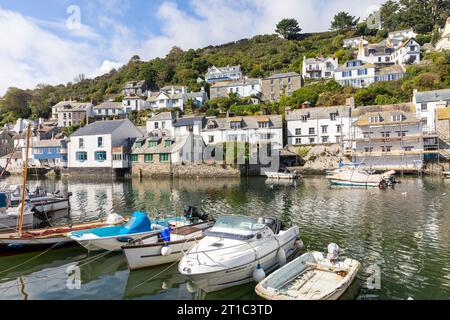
<box><xmin>0</xmin><ymin>176</ymin><xmax>449</xmax><ymax>300</ymax></box>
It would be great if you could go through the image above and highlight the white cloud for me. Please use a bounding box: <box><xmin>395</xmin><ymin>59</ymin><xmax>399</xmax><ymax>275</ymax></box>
<box><xmin>0</xmin><ymin>7</ymin><xmax>101</xmax><ymax>95</ymax></box>
<box><xmin>89</xmin><ymin>60</ymin><xmax>123</xmax><ymax>78</ymax></box>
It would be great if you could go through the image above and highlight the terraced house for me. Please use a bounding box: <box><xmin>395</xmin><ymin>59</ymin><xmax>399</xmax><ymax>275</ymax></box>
<box><xmin>261</xmin><ymin>72</ymin><xmax>302</xmax><ymax>102</ymax></box>
<box><xmin>351</xmin><ymin>107</ymin><xmax>424</xmax><ymax>170</ymax></box>
<box><xmin>52</xmin><ymin>101</ymin><xmax>93</xmax><ymax>128</ymax></box>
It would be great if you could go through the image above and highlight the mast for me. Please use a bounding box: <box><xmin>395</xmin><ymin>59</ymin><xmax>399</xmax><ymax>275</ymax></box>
<box><xmin>18</xmin><ymin>124</ymin><xmax>31</xmax><ymax>235</ymax></box>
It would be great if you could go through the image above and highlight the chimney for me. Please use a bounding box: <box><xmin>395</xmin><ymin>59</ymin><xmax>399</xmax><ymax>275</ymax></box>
<box><xmin>171</xmin><ymin>86</ymin><xmax>175</xmax><ymax>95</ymax></box>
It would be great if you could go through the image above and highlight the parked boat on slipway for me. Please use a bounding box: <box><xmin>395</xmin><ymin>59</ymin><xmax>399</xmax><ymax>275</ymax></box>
<box><xmin>178</xmin><ymin>215</ymin><xmax>301</xmax><ymax>293</ymax></box>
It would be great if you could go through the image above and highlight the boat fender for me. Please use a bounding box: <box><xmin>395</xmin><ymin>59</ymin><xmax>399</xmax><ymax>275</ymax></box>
<box><xmin>186</xmin><ymin>281</ymin><xmax>198</xmax><ymax>294</ymax></box>
<box><xmin>162</xmin><ymin>280</ymin><xmax>172</xmax><ymax>290</ymax></box>
<box><xmin>161</xmin><ymin>245</ymin><xmax>172</xmax><ymax>256</ymax></box>
<box><xmin>253</xmin><ymin>263</ymin><xmax>266</xmax><ymax>283</ymax></box>
<box><xmin>295</xmin><ymin>239</ymin><xmax>304</xmax><ymax>249</ymax></box>
<box><xmin>106</xmin><ymin>213</ymin><xmax>125</xmax><ymax>225</ymax></box>
<box><xmin>277</xmin><ymin>249</ymin><xmax>287</xmax><ymax>266</ymax></box>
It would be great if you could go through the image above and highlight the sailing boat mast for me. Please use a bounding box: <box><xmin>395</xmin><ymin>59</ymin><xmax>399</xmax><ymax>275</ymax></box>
<box><xmin>18</xmin><ymin>124</ymin><xmax>31</xmax><ymax>235</ymax></box>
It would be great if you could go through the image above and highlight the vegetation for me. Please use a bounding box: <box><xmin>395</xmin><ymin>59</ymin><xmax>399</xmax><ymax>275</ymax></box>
<box><xmin>0</xmin><ymin>0</ymin><xmax>449</xmax><ymax>126</ymax></box>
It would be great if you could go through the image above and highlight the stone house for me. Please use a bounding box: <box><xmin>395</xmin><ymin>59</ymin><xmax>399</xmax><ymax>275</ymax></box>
<box><xmin>261</xmin><ymin>72</ymin><xmax>302</xmax><ymax>102</ymax></box>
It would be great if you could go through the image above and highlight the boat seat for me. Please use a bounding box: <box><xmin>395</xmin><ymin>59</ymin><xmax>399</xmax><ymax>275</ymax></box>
<box><xmin>263</xmin><ymin>218</ymin><xmax>283</xmax><ymax>234</ymax></box>
<box><xmin>172</xmin><ymin>226</ymin><xmax>200</xmax><ymax>236</ymax></box>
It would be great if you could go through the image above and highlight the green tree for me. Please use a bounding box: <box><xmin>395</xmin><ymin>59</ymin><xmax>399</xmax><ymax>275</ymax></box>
<box><xmin>330</xmin><ymin>12</ymin><xmax>359</xmax><ymax>31</ymax></box>
<box><xmin>1</xmin><ymin>88</ymin><xmax>32</xmax><ymax>119</ymax></box>
<box><xmin>275</xmin><ymin>19</ymin><xmax>302</xmax><ymax>40</ymax></box>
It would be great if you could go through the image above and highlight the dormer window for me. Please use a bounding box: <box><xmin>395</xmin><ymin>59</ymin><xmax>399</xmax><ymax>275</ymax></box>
<box><xmin>258</xmin><ymin>121</ymin><xmax>270</xmax><ymax>129</ymax></box>
<box><xmin>148</xmin><ymin>141</ymin><xmax>158</xmax><ymax>147</ymax></box>
<box><xmin>330</xmin><ymin>113</ymin><xmax>337</xmax><ymax>121</ymax></box>
<box><xmin>164</xmin><ymin>139</ymin><xmax>173</xmax><ymax>148</ymax></box>
<box><xmin>369</xmin><ymin>116</ymin><xmax>382</xmax><ymax>123</ymax></box>
<box><xmin>392</xmin><ymin>114</ymin><xmax>403</xmax><ymax>122</ymax></box>
<box><xmin>230</xmin><ymin>121</ymin><xmax>241</xmax><ymax>130</ymax></box>
<box><xmin>301</xmin><ymin>115</ymin><xmax>308</xmax><ymax>122</ymax></box>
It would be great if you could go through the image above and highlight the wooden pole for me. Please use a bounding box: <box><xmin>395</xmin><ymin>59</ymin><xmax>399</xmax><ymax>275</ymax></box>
<box><xmin>18</xmin><ymin>124</ymin><xmax>31</xmax><ymax>235</ymax></box>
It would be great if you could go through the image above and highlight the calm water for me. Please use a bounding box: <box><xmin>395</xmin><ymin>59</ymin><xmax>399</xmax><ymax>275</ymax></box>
<box><xmin>0</xmin><ymin>175</ymin><xmax>449</xmax><ymax>300</ymax></box>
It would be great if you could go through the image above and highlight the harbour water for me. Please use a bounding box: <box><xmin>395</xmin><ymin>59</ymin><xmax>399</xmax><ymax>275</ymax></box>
<box><xmin>0</xmin><ymin>176</ymin><xmax>449</xmax><ymax>300</ymax></box>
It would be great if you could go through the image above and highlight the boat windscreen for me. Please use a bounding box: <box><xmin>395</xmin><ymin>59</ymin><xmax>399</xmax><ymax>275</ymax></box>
<box><xmin>213</xmin><ymin>215</ymin><xmax>266</xmax><ymax>231</ymax></box>
<box><xmin>204</xmin><ymin>230</ymin><xmax>255</xmax><ymax>241</ymax></box>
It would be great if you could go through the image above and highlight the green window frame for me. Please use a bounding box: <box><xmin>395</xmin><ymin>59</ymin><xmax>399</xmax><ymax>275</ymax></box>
<box><xmin>164</xmin><ymin>140</ymin><xmax>172</xmax><ymax>148</ymax></box>
<box><xmin>159</xmin><ymin>153</ymin><xmax>169</xmax><ymax>162</ymax></box>
<box><xmin>135</xmin><ymin>142</ymin><xmax>142</xmax><ymax>148</ymax></box>
<box><xmin>95</xmin><ymin>151</ymin><xmax>107</xmax><ymax>162</ymax></box>
<box><xmin>76</xmin><ymin>151</ymin><xmax>87</xmax><ymax>162</ymax></box>
<box><xmin>148</xmin><ymin>141</ymin><xmax>158</xmax><ymax>147</ymax></box>
<box><xmin>131</xmin><ymin>154</ymin><xmax>139</xmax><ymax>162</ymax></box>
<box><xmin>144</xmin><ymin>154</ymin><xmax>153</xmax><ymax>163</ymax></box>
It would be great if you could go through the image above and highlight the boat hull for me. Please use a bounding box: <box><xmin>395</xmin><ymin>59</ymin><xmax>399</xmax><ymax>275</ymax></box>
<box><xmin>179</xmin><ymin>227</ymin><xmax>299</xmax><ymax>293</ymax></box>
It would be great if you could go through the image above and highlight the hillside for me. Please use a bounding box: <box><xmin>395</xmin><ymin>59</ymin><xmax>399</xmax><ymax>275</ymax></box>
<box><xmin>1</xmin><ymin>0</ymin><xmax>449</xmax><ymax>125</ymax></box>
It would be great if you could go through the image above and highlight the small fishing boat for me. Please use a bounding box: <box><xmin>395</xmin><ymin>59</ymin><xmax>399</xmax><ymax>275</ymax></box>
<box><xmin>255</xmin><ymin>244</ymin><xmax>360</xmax><ymax>300</ymax></box>
<box><xmin>69</xmin><ymin>212</ymin><xmax>188</xmax><ymax>252</ymax></box>
<box><xmin>326</xmin><ymin>169</ymin><xmax>396</xmax><ymax>188</ymax></box>
<box><xmin>123</xmin><ymin>208</ymin><xmax>213</xmax><ymax>270</ymax></box>
<box><xmin>0</xmin><ymin>202</ymin><xmax>35</xmax><ymax>232</ymax></box>
<box><xmin>178</xmin><ymin>215</ymin><xmax>301</xmax><ymax>293</ymax></box>
<box><xmin>265</xmin><ymin>171</ymin><xmax>302</xmax><ymax>180</ymax></box>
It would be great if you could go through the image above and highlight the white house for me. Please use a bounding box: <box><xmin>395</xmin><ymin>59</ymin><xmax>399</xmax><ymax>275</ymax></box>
<box><xmin>201</xmin><ymin>115</ymin><xmax>283</xmax><ymax>150</ymax></box>
<box><xmin>285</xmin><ymin>106</ymin><xmax>353</xmax><ymax>148</ymax></box>
<box><xmin>390</xmin><ymin>38</ymin><xmax>421</xmax><ymax>65</ymax></box>
<box><xmin>122</xmin><ymin>96</ymin><xmax>147</xmax><ymax>112</ymax></box>
<box><xmin>210</xmin><ymin>79</ymin><xmax>262</xmax><ymax>100</ymax></box>
<box><xmin>352</xmin><ymin>110</ymin><xmax>424</xmax><ymax>170</ymax></box>
<box><xmin>146</xmin><ymin>112</ymin><xmax>177</xmax><ymax>134</ymax></box>
<box><xmin>334</xmin><ymin>60</ymin><xmax>405</xmax><ymax>88</ymax></box>
<box><xmin>51</xmin><ymin>101</ymin><xmax>94</xmax><ymax>128</ymax></box>
<box><xmin>146</xmin><ymin>86</ymin><xmax>207</xmax><ymax>111</ymax></box>
<box><xmin>413</xmin><ymin>89</ymin><xmax>450</xmax><ymax>133</ymax></box>
<box><xmin>436</xmin><ymin>17</ymin><xmax>450</xmax><ymax>52</ymax></box>
<box><xmin>68</xmin><ymin>119</ymin><xmax>143</xmax><ymax>173</ymax></box>
<box><xmin>302</xmin><ymin>56</ymin><xmax>339</xmax><ymax>79</ymax></box>
<box><xmin>205</xmin><ymin>65</ymin><xmax>242</xmax><ymax>83</ymax></box>
<box><xmin>343</xmin><ymin>37</ymin><xmax>368</xmax><ymax>49</ymax></box>
<box><xmin>388</xmin><ymin>28</ymin><xmax>417</xmax><ymax>48</ymax></box>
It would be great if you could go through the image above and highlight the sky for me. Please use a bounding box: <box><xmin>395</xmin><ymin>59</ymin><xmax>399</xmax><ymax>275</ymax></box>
<box><xmin>0</xmin><ymin>0</ymin><xmax>386</xmax><ymax>95</ymax></box>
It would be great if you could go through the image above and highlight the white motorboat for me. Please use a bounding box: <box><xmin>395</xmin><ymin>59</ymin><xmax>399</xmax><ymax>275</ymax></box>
<box><xmin>178</xmin><ymin>215</ymin><xmax>301</xmax><ymax>293</ymax></box>
<box><xmin>123</xmin><ymin>220</ymin><xmax>214</xmax><ymax>270</ymax></box>
<box><xmin>0</xmin><ymin>203</ymin><xmax>34</xmax><ymax>232</ymax></box>
<box><xmin>326</xmin><ymin>169</ymin><xmax>396</xmax><ymax>188</ymax></box>
<box><xmin>255</xmin><ymin>244</ymin><xmax>360</xmax><ymax>300</ymax></box>
<box><xmin>265</xmin><ymin>171</ymin><xmax>302</xmax><ymax>180</ymax></box>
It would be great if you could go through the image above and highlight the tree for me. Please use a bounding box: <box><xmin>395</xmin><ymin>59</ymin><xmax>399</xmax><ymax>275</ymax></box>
<box><xmin>1</xmin><ymin>88</ymin><xmax>32</xmax><ymax>118</ymax></box>
<box><xmin>275</xmin><ymin>19</ymin><xmax>302</xmax><ymax>40</ymax></box>
<box><xmin>330</xmin><ymin>12</ymin><xmax>359</xmax><ymax>31</ymax></box>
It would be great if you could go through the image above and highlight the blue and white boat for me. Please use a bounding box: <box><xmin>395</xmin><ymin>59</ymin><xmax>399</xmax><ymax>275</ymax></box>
<box><xmin>69</xmin><ymin>212</ymin><xmax>186</xmax><ymax>252</ymax></box>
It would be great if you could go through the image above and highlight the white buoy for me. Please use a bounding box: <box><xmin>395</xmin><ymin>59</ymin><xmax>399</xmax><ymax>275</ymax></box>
<box><xmin>161</xmin><ymin>245</ymin><xmax>172</xmax><ymax>256</ymax></box>
<box><xmin>186</xmin><ymin>281</ymin><xmax>198</xmax><ymax>294</ymax></box>
<box><xmin>295</xmin><ymin>239</ymin><xmax>304</xmax><ymax>249</ymax></box>
<box><xmin>277</xmin><ymin>249</ymin><xmax>287</xmax><ymax>266</ymax></box>
<box><xmin>253</xmin><ymin>263</ymin><xmax>266</xmax><ymax>283</ymax></box>
<box><xmin>162</xmin><ymin>280</ymin><xmax>172</xmax><ymax>290</ymax></box>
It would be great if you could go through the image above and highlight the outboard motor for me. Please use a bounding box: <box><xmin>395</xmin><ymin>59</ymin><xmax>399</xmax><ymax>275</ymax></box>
<box><xmin>183</xmin><ymin>206</ymin><xmax>208</xmax><ymax>222</ymax></box>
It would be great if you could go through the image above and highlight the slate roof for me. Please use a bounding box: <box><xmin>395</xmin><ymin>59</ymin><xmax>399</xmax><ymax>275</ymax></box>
<box><xmin>263</xmin><ymin>72</ymin><xmax>301</xmax><ymax>80</ymax></box>
<box><xmin>124</xmin><ymin>80</ymin><xmax>146</xmax><ymax>89</ymax></box>
<box><xmin>211</xmin><ymin>78</ymin><xmax>260</xmax><ymax>88</ymax></box>
<box><xmin>71</xmin><ymin>120</ymin><xmax>130</xmax><ymax>137</ymax></box>
<box><xmin>376</xmin><ymin>64</ymin><xmax>405</xmax><ymax>75</ymax></box>
<box><xmin>173</xmin><ymin>116</ymin><xmax>205</xmax><ymax>127</ymax></box>
<box><xmin>148</xmin><ymin>112</ymin><xmax>176</xmax><ymax>122</ymax></box>
<box><xmin>203</xmin><ymin>115</ymin><xmax>283</xmax><ymax>131</ymax></box>
<box><xmin>414</xmin><ymin>89</ymin><xmax>450</xmax><ymax>103</ymax></box>
<box><xmin>132</xmin><ymin>135</ymin><xmax>188</xmax><ymax>155</ymax></box>
<box><xmin>94</xmin><ymin>101</ymin><xmax>123</xmax><ymax>109</ymax></box>
<box><xmin>355</xmin><ymin>110</ymin><xmax>419</xmax><ymax>126</ymax></box>
<box><xmin>285</xmin><ymin>106</ymin><xmax>352</xmax><ymax>121</ymax></box>
<box><xmin>31</xmin><ymin>139</ymin><xmax>63</xmax><ymax>148</ymax></box>
<box><xmin>53</xmin><ymin>101</ymin><xmax>93</xmax><ymax>111</ymax></box>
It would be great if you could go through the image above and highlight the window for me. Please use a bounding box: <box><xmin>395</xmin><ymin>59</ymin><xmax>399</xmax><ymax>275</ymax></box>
<box><xmin>321</xmin><ymin>126</ymin><xmax>328</xmax><ymax>134</ymax></box>
<box><xmin>397</xmin><ymin>131</ymin><xmax>407</xmax><ymax>137</ymax></box>
<box><xmin>369</xmin><ymin>116</ymin><xmax>381</xmax><ymax>123</ymax></box>
<box><xmin>392</xmin><ymin>115</ymin><xmax>402</xmax><ymax>122</ymax></box>
<box><xmin>135</xmin><ymin>141</ymin><xmax>142</xmax><ymax>148</ymax></box>
<box><xmin>330</xmin><ymin>113</ymin><xmax>337</xmax><ymax>121</ymax></box>
<box><xmin>288</xmin><ymin>77</ymin><xmax>291</xmax><ymax>83</ymax></box>
<box><xmin>295</xmin><ymin>138</ymin><xmax>302</xmax><ymax>144</ymax></box>
<box><xmin>79</xmin><ymin>138</ymin><xmax>84</xmax><ymax>148</ymax></box>
<box><xmin>230</xmin><ymin>121</ymin><xmax>241</xmax><ymax>129</ymax></box>
<box><xmin>63</xmin><ymin>113</ymin><xmax>67</xmax><ymax>119</ymax></box>
<box><xmin>209</xmin><ymin>135</ymin><xmax>214</xmax><ymax>143</ymax></box>
<box><xmin>301</xmin><ymin>115</ymin><xmax>308</xmax><ymax>122</ymax></box>
<box><xmin>113</xmin><ymin>154</ymin><xmax>122</xmax><ymax>161</ymax></box>
<box><xmin>421</xmin><ymin>103</ymin><xmax>427</xmax><ymax>111</ymax></box>
<box><xmin>258</xmin><ymin>122</ymin><xmax>269</xmax><ymax>128</ymax></box>
<box><xmin>336</xmin><ymin>125</ymin><xmax>342</xmax><ymax>133</ymax></box>
<box><xmin>322</xmin><ymin>136</ymin><xmax>329</xmax><ymax>143</ymax></box>
<box><xmin>131</xmin><ymin>154</ymin><xmax>138</xmax><ymax>162</ymax></box>
<box><xmin>144</xmin><ymin>154</ymin><xmax>153</xmax><ymax>162</ymax></box>
<box><xmin>363</xmin><ymin>132</ymin><xmax>370</xmax><ymax>138</ymax></box>
<box><xmin>162</xmin><ymin>122</ymin><xmax>165</xmax><ymax>129</ymax></box>
<box><xmin>421</xmin><ymin>118</ymin><xmax>428</xmax><ymax>127</ymax></box>
<box><xmin>155</xmin><ymin>122</ymin><xmax>159</xmax><ymax>129</ymax></box>
<box><xmin>364</xmin><ymin>147</ymin><xmax>374</xmax><ymax>153</ymax></box>
<box><xmin>357</xmin><ymin>69</ymin><xmax>368</xmax><ymax>76</ymax></box>
<box><xmin>164</xmin><ymin>140</ymin><xmax>172</xmax><ymax>147</ymax></box>
<box><xmin>309</xmin><ymin>128</ymin><xmax>315</xmax><ymax>135</ymax></box>
<box><xmin>76</xmin><ymin>151</ymin><xmax>87</xmax><ymax>162</ymax></box>
<box><xmin>295</xmin><ymin>128</ymin><xmax>301</xmax><ymax>135</ymax></box>
<box><xmin>95</xmin><ymin>151</ymin><xmax>107</xmax><ymax>162</ymax></box>
<box><xmin>160</xmin><ymin>153</ymin><xmax>169</xmax><ymax>162</ymax></box>
<box><xmin>403</xmin><ymin>146</ymin><xmax>414</xmax><ymax>152</ymax></box>
<box><xmin>98</xmin><ymin>137</ymin><xmax>103</xmax><ymax>147</ymax></box>
<box><xmin>381</xmin><ymin>131</ymin><xmax>391</xmax><ymax>138</ymax></box>
<box><xmin>148</xmin><ymin>141</ymin><xmax>158</xmax><ymax>147</ymax></box>
<box><xmin>309</xmin><ymin>138</ymin><xmax>315</xmax><ymax>143</ymax></box>
<box><xmin>381</xmin><ymin>146</ymin><xmax>392</xmax><ymax>152</ymax></box>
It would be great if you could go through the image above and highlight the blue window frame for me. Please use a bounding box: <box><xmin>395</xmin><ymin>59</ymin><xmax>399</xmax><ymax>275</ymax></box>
<box><xmin>95</xmin><ymin>151</ymin><xmax>107</xmax><ymax>162</ymax></box>
<box><xmin>76</xmin><ymin>152</ymin><xmax>87</xmax><ymax>162</ymax></box>
<box><xmin>358</xmin><ymin>69</ymin><xmax>368</xmax><ymax>76</ymax></box>
<box><xmin>98</xmin><ymin>137</ymin><xmax>103</xmax><ymax>147</ymax></box>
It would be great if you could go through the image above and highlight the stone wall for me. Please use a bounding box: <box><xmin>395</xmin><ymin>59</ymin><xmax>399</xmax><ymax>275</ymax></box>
<box><xmin>131</xmin><ymin>162</ymin><xmax>240</xmax><ymax>178</ymax></box>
